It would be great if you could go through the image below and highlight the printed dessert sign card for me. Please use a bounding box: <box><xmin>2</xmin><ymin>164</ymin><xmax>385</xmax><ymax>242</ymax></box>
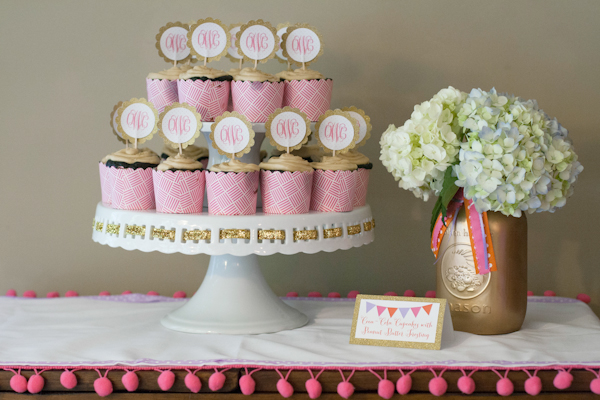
<box><xmin>115</xmin><ymin>98</ymin><xmax>159</xmax><ymax>147</ymax></box>
<box><xmin>315</xmin><ymin>110</ymin><xmax>359</xmax><ymax>156</ymax></box>
<box><xmin>158</xmin><ymin>103</ymin><xmax>202</xmax><ymax>153</ymax></box>
<box><xmin>350</xmin><ymin>295</ymin><xmax>452</xmax><ymax>350</ymax></box>
<box><xmin>210</xmin><ymin>112</ymin><xmax>255</xmax><ymax>159</ymax></box>
<box><xmin>265</xmin><ymin>107</ymin><xmax>311</xmax><ymax>153</ymax></box>
<box><xmin>156</xmin><ymin>22</ymin><xmax>192</xmax><ymax>65</ymax></box>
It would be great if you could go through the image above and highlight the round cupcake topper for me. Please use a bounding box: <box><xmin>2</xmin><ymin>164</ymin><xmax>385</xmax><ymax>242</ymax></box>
<box><xmin>315</xmin><ymin>110</ymin><xmax>359</xmax><ymax>155</ymax></box>
<box><xmin>282</xmin><ymin>23</ymin><xmax>324</xmax><ymax>68</ymax></box>
<box><xmin>187</xmin><ymin>18</ymin><xmax>229</xmax><ymax>63</ymax></box>
<box><xmin>341</xmin><ymin>106</ymin><xmax>372</xmax><ymax>147</ymax></box>
<box><xmin>116</xmin><ymin>98</ymin><xmax>159</xmax><ymax>147</ymax></box>
<box><xmin>156</xmin><ymin>22</ymin><xmax>192</xmax><ymax>64</ymax></box>
<box><xmin>210</xmin><ymin>112</ymin><xmax>255</xmax><ymax>159</ymax></box>
<box><xmin>226</xmin><ymin>23</ymin><xmax>244</xmax><ymax>62</ymax></box>
<box><xmin>110</xmin><ymin>101</ymin><xmax>127</xmax><ymax>145</ymax></box>
<box><xmin>236</xmin><ymin>20</ymin><xmax>278</xmax><ymax>65</ymax></box>
<box><xmin>265</xmin><ymin>107</ymin><xmax>311</xmax><ymax>153</ymax></box>
<box><xmin>158</xmin><ymin>103</ymin><xmax>202</xmax><ymax>153</ymax></box>
<box><xmin>275</xmin><ymin>22</ymin><xmax>290</xmax><ymax>64</ymax></box>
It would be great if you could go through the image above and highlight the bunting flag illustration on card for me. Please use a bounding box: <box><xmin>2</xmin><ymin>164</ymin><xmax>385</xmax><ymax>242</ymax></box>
<box><xmin>365</xmin><ymin>302</ymin><xmax>433</xmax><ymax>318</ymax></box>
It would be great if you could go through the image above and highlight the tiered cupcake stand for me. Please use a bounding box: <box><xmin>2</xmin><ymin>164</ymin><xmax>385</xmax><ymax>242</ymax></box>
<box><xmin>92</xmin><ymin>123</ymin><xmax>375</xmax><ymax>335</ymax></box>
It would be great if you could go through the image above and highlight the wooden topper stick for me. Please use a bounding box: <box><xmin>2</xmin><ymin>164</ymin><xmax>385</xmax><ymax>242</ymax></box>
<box><xmin>204</xmin><ymin>56</ymin><xmax>207</xmax><ymax>67</ymax></box>
<box><xmin>178</xmin><ymin>143</ymin><xmax>183</xmax><ymax>156</ymax></box>
<box><xmin>239</xmin><ymin>58</ymin><xmax>242</xmax><ymax>69</ymax></box>
<box><xmin>134</xmin><ymin>137</ymin><xmax>138</xmax><ymax>150</ymax></box>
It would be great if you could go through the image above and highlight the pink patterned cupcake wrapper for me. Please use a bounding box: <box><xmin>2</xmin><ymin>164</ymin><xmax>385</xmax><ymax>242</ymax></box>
<box><xmin>231</xmin><ymin>81</ymin><xmax>285</xmax><ymax>123</ymax></box>
<box><xmin>177</xmin><ymin>79</ymin><xmax>230</xmax><ymax>122</ymax></box>
<box><xmin>99</xmin><ymin>162</ymin><xmax>113</xmax><ymax>205</ymax></box>
<box><xmin>310</xmin><ymin>170</ymin><xmax>356</xmax><ymax>213</ymax></box>
<box><xmin>146</xmin><ymin>79</ymin><xmax>179</xmax><ymax>113</ymax></box>
<box><xmin>260</xmin><ymin>170</ymin><xmax>313</xmax><ymax>215</ymax></box>
<box><xmin>153</xmin><ymin>170</ymin><xmax>205</xmax><ymax>214</ymax></box>
<box><xmin>109</xmin><ymin>167</ymin><xmax>156</xmax><ymax>210</ymax></box>
<box><xmin>205</xmin><ymin>171</ymin><xmax>259</xmax><ymax>215</ymax></box>
<box><xmin>283</xmin><ymin>79</ymin><xmax>333</xmax><ymax>122</ymax></box>
<box><xmin>353</xmin><ymin>168</ymin><xmax>370</xmax><ymax>207</ymax></box>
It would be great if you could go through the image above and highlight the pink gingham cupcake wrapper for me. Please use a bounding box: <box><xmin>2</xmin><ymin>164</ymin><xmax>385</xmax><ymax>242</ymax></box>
<box><xmin>109</xmin><ymin>167</ymin><xmax>156</xmax><ymax>211</ymax></box>
<box><xmin>310</xmin><ymin>169</ymin><xmax>356</xmax><ymax>213</ymax></box>
<box><xmin>231</xmin><ymin>80</ymin><xmax>285</xmax><ymax>123</ymax></box>
<box><xmin>353</xmin><ymin>168</ymin><xmax>370</xmax><ymax>208</ymax></box>
<box><xmin>146</xmin><ymin>79</ymin><xmax>179</xmax><ymax>113</ymax></box>
<box><xmin>152</xmin><ymin>170</ymin><xmax>205</xmax><ymax>214</ymax></box>
<box><xmin>99</xmin><ymin>162</ymin><xmax>113</xmax><ymax>205</ymax></box>
<box><xmin>205</xmin><ymin>171</ymin><xmax>259</xmax><ymax>215</ymax></box>
<box><xmin>282</xmin><ymin>79</ymin><xmax>333</xmax><ymax>122</ymax></box>
<box><xmin>177</xmin><ymin>79</ymin><xmax>230</xmax><ymax>122</ymax></box>
<box><xmin>260</xmin><ymin>170</ymin><xmax>313</xmax><ymax>215</ymax></box>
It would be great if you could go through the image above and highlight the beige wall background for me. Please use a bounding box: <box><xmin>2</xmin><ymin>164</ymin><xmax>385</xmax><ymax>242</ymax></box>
<box><xmin>1</xmin><ymin>0</ymin><xmax>599</xmax><ymax>315</ymax></box>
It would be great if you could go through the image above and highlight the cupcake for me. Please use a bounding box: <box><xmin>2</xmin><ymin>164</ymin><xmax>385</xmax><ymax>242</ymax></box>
<box><xmin>101</xmin><ymin>148</ymin><xmax>160</xmax><ymax>210</ymax></box>
<box><xmin>337</xmin><ymin>150</ymin><xmax>372</xmax><ymax>208</ymax></box>
<box><xmin>231</xmin><ymin>68</ymin><xmax>285</xmax><ymax>123</ymax></box>
<box><xmin>146</xmin><ymin>66</ymin><xmax>186</xmax><ymax>113</ymax></box>
<box><xmin>310</xmin><ymin>156</ymin><xmax>357</xmax><ymax>213</ymax></box>
<box><xmin>280</xmin><ymin>68</ymin><xmax>333</xmax><ymax>122</ymax></box>
<box><xmin>153</xmin><ymin>154</ymin><xmax>205</xmax><ymax>214</ymax></box>
<box><xmin>259</xmin><ymin>153</ymin><xmax>314</xmax><ymax>214</ymax></box>
<box><xmin>205</xmin><ymin>159</ymin><xmax>260</xmax><ymax>215</ymax></box>
<box><xmin>161</xmin><ymin>144</ymin><xmax>209</xmax><ymax>169</ymax></box>
<box><xmin>177</xmin><ymin>66</ymin><xmax>232</xmax><ymax>121</ymax></box>
<box><xmin>226</xmin><ymin>68</ymin><xmax>241</xmax><ymax>112</ymax></box>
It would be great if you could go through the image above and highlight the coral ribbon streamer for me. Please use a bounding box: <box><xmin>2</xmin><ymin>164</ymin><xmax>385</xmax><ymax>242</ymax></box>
<box><xmin>431</xmin><ymin>190</ymin><xmax>497</xmax><ymax>275</ymax></box>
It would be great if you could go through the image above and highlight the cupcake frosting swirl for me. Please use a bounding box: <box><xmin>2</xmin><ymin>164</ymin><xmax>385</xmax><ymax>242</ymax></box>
<box><xmin>179</xmin><ymin>65</ymin><xmax>229</xmax><ymax>80</ymax></box>
<box><xmin>210</xmin><ymin>159</ymin><xmax>260</xmax><ymax>173</ymax></box>
<box><xmin>311</xmin><ymin>155</ymin><xmax>357</xmax><ymax>171</ymax></box>
<box><xmin>147</xmin><ymin>66</ymin><xmax>187</xmax><ymax>81</ymax></box>
<box><xmin>336</xmin><ymin>150</ymin><xmax>370</xmax><ymax>166</ymax></box>
<box><xmin>234</xmin><ymin>67</ymin><xmax>279</xmax><ymax>82</ymax></box>
<box><xmin>259</xmin><ymin>153</ymin><xmax>313</xmax><ymax>172</ymax></box>
<box><xmin>277</xmin><ymin>68</ymin><xmax>325</xmax><ymax>81</ymax></box>
<box><xmin>162</xmin><ymin>144</ymin><xmax>208</xmax><ymax>160</ymax></box>
<box><xmin>157</xmin><ymin>154</ymin><xmax>203</xmax><ymax>171</ymax></box>
<box><xmin>102</xmin><ymin>148</ymin><xmax>160</xmax><ymax>165</ymax></box>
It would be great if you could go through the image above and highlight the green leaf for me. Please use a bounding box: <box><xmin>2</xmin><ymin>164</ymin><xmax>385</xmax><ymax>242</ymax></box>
<box><xmin>440</xmin><ymin>167</ymin><xmax>459</xmax><ymax>210</ymax></box>
<box><xmin>430</xmin><ymin>196</ymin><xmax>442</xmax><ymax>234</ymax></box>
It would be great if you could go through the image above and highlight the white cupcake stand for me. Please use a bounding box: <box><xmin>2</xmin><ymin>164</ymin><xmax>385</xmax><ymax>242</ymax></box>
<box><xmin>92</xmin><ymin>123</ymin><xmax>375</xmax><ymax>334</ymax></box>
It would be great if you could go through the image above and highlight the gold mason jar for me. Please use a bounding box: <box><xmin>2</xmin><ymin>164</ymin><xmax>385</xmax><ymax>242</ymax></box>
<box><xmin>436</xmin><ymin>208</ymin><xmax>527</xmax><ymax>335</ymax></box>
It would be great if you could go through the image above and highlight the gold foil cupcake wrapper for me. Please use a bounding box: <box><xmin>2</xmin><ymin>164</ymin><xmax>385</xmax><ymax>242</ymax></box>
<box><xmin>152</xmin><ymin>228</ymin><xmax>176</xmax><ymax>241</ymax></box>
<box><xmin>220</xmin><ymin>229</ymin><xmax>251</xmax><ymax>240</ymax></box>
<box><xmin>294</xmin><ymin>229</ymin><xmax>318</xmax><ymax>241</ymax></box>
<box><xmin>258</xmin><ymin>229</ymin><xmax>286</xmax><ymax>241</ymax></box>
<box><xmin>125</xmin><ymin>225</ymin><xmax>146</xmax><ymax>237</ymax></box>
<box><xmin>183</xmin><ymin>230</ymin><xmax>211</xmax><ymax>241</ymax></box>
<box><xmin>323</xmin><ymin>227</ymin><xmax>343</xmax><ymax>239</ymax></box>
<box><xmin>347</xmin><ymin>225</ymin><xmax>362</xmax><ymax>236</ymax></box>
<box><xmin>106</xmin><ymin>224</ymin><xmax>120</xmax><ymax>235</ymax></box>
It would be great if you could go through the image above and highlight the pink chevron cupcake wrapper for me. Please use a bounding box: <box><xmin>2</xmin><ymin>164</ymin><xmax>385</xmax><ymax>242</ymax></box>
<box><xmin>205</xmin><ymin>171</ymin><xmax>259</xmax><ymax>215</ymax></box>
<box><xmin>310</xmin><ymin>170</ymin><xmax>356</xmax><ymax>213</ymax></box>
<box><xmin>353</xmin><ymin>168</ymin><xmax>370</xmax><ymax>207</ymax></box>
<box><xmin>153</xmin><ymin>170</ymin><xmax>205</xmax><ymax>214</ymax></box>
<box><xmin>231</xmin><ymin>80</ymin><xmax>285</xmax><ymax>122</ymax></box>
<box><xmin>260</xmin><ymin>170</ymin><xmax>313</xmax><ymax>215</ymax></box>
<box><xmin>146</xmin><ymin>79</ymin><xmax>179</xmax><ymax>113</ymax></box>
<box><xmin>177</xmin><ymin>79</ymin><xmax>230</xmax><ymax>122</ymax></box>
<box><xmin>99</xmin><ymin>162</ymin><xmax>114</xmax><ymax>205</ymax></box>
<box><xmin>283</xmin><ymin>79</ymin><xmax>333</xmax><ymax>122</ymax></box>
<box><xmin>110</xmin><ymin>167</ymin><xmax>155</xmax><ymax>210</ymax></box>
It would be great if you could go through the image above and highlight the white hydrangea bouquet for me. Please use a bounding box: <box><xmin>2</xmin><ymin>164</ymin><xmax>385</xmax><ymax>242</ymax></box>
<box><xmin>380</xmin><ymin>87</ymin><xmax>583</xmax><ymax>233</ymax></box>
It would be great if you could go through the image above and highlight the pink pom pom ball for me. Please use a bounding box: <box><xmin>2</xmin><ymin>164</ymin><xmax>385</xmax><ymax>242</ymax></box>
<box><xmin>527</xmin><ymin>290</ymin><xmax>534</xmax><ymax>296</ymax></box>
<box><xmin>377</xmin><ymin>379</ymin><xmax>395</xmax><ymax>399</ymax></box>
<box><xmin>122</xmin><ymin>371</ymin><xmax>139</xmax><ymax>392</ymax></box>
<box><xmin>6</xmin><ymin>289</ymin><xmax>17</xmax><ymax>297</ymax></box>
<box><xmin>286</xmin><ymin>292</ymin><xmax>299</xmax><ymax>297</ymax></box>
<box><xmin>47</xmin><ymin>291</ymin><xmax>60</xmax><ymax>298</ymax></box>
<box><xmin>524</xmin><ymin>376</ymin><xmax>542</xmax><ymax>396</ymax></box>
<box><xmin>184</xmin><ymin>372</ymin><xmax>202</xmax><ymax>393</ymax></box>
<box><xmin>23</xmin><ymin>290</ymin><xmax>37</xmax><ymax>298</ymax></box>
<box><xmin>147</xmin><ymin>291</ymin><xmax>160</xmax><ymax>296</ymax></box>
<box><xmin>157</xmin><ymin>370</ymin><xmax>175</xmax><ymax>391</ymax></box>
<box><xmin>428</xmin><ymin>377</ymin><xmax>447</xmax><ymax>396</ymax></box>
<box><xmin>209</xmin><ymin>371</ymin><xmax>226</xmax><ymax>391</ymax></box>
<box><xmin>577</xmin><ymin>293</ymin><xmax>591</xmax><ymax>304</ymax></box>
<box><xmin>457</xmin><ymin>376</ymin><xmax>475</xmax><ymax>394</ymax></box>
<box><xmin>396</xmin><ymin>374</ymin><xmax>412</xmax><ymax>395</ymax></box>
<box><xmin>60</xmin><ymin>370</ymin><xmax>78</xmax><ymax>389</ymax></box>
<box><xmin>239</xmin><ymin>374</ymin><xmax>256</xmax><ymax>395</ymax></box>
<box><xmin>591</xmin><ymin>377</ymin><xmax>600</xmax><ymax>395</ymax></box>
<box><xmin>403</xmin><ymin>290</ymin><xmax>416</xmax><ymax>297</ymax></box>
<box><xmin>308</xmin><ymin>291</ymin><xmax>322</xmax><ymax>297</ymax></box>
<box><xmin>544</xmin><ymin>290</ymin><xmax>556</xmax><ymax>297</ymax></box>
<box><xmin>65</xmin><ymin>290</ymin><xmax>79</xmax><ymax>297</ymax></box>
<box><xmin>94</xmin><ymin>377</ymin><xmax>113</xmax><ymax>397</ymax></box>
<box><xmin>337</xmin><ymin>381</ymin><xmax>354</xmax><ymax>399</ymax></box>
<box><xmin>328</xmin><ymin>292</ymin><xmax>341</xmax><ymax>298</ymax></box>
<box><xmin>554</xmin><ymin>371</ymin><xmax>573</xmax><ymax>389</ymax></box>
<box><xmin>99</xmin><ymin>291</ymin><xmax>110</xmax><ymax>296</ymax></box>
<box><xmin>384</xmin><ymin>291</ymin><xmax>397</xmax><ymax>296</ymax></box>
<box><xmin>122</xmin><ymin>290</ymin><xmax>132</xmax><ymax>295</ymax></box>
<box><xmin>347</xmin><ymin>290</ymin><xmax>359</xmax><ymax>298</ymax></box>
<box><xmin>173</xmin><ymin>291</ymin><xmax>187</xmax><ymax>298</ymax></box>
<box><xmin>27</xmin><ymin>374</ymin><xmax>44</xmax><ymax>393</ymax></box>
<box><xmin>305</xmin><ymin>378</ymin><xmax>322</xmax><ymax>399</ymax></box>
<box><xmin>496</xmin><ymin>377</ymin><xmax>514</xmax><ymax>396</ymax></box>
<box><xmin>277</xmin><ymin>379</ymin><xmax>294</xmax><ymax>398</ymax></box>
<box><xmin>10</xmin><ymin>374</ymin><xmax>28</xmax><ymax>393</ymax></box>
<box><xmin>425</xmin><ymin>290</ymin><xmax>436</xmax><ymax>298</ymax></box>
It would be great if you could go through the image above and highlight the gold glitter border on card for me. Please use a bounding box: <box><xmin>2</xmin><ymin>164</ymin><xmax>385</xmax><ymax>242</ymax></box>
<box><xmin>158</xmin><ymin>102</ymin><xmax>202</xmax><ymax>150</ymax></box>
<box><xmin>110</xmin><ymin>101</ymin><xmax>127</xmax><ymax>145</ymax></box>
<box><xmin>115</xmin><ymin>98</ymin><xmax>159</xmax><ymax>145</ymax></box>
<box><xmin>225</xmin><ymin>23</ymin><xmax>244</xmax><ymax>63</ymax></box>
<box><xmin>314</xmin><ymin>109</ymin><xmax>360</xmax><ymax>155</ymax></box>
<box><xmin>265</xmin><ymin>107</ymin><xmax>311</xmax><ymax>153</ymax></box>
<box><xmin>209</xmin><ymin>111</ymin><xmax>255</xmax><ymax>159</ymax></box>
<box><xmin>155</xmin><ymin>21</ymin><xmax>193</xmax><ymax>64</ymax></box>
<box><xmin>187</xmin><ymin>18</ymin><xmax>229</xmax><ymax>63</ymax></box>
<box><xmin>281</xmin><ymin>23</ymin><xmax>324</xmax><ymax>68</ymax></box>
<box><xmin>350</xmin><ymin>295</ymin><xmax>447</xmax><ymax>350</ymax></box>
<box><xmin>275</xmin><ymin>22</ymin><xmax>291</xmax><ymax>64</ymax></box>
<box><xmin>341</xmin><ymin>106</ymin><xmax>372</xmax><ymax>148</ymax></box>
<box><xmin>235</xmin><ymin>19</ymin><xmax>278</xmax><ymax>64</ymax></box>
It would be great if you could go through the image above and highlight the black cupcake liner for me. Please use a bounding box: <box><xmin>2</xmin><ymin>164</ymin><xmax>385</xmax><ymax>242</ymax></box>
<box><xmin>104</xmin><ymin>160</ymin><xmax>159</xmax><ymax>170</ymax></box>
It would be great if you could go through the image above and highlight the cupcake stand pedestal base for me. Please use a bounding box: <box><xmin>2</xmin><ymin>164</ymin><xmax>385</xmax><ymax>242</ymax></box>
<box><xmin>92</xmin><ymin>202</ymin><xmax>375</xmax><ymax>334</ymax></box>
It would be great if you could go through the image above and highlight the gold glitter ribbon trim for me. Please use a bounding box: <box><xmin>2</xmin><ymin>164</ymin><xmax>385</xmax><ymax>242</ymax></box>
<box><xmin>364</xmin><ymin>221</ymin><xmax>373</xmax><ymax>231</ymax></box>
<box><xmin>220</xmin><ymin>229</ymin><xmax>251</xmax><ymax>240</ymax></box>
<box><xmin>95</xmin><ymin>221</ymin><xmax>104</xmax><ymax>232</ymax></box>
<box><xmin>125</xmin><ymin>225</ymin><xmax>146</xmax><ymax>236</ymax></box>
<box><xmin>347</xmin><ymin>224</ymin><xmax>361</xmax><ymax>235</ymax></box>
<box><xmin>323</xmin><ymin>227</ymin><xmax>343</xmax><ymax>239</ymax></box>
<box><xmin>293</xmin><ymin>230</ymin><xmax>318</xmax><ymax>241</ymax></box>
<box><xmin>372</xmin><ymin>219</ymin><xmax>376</xmax><ymax>228</ymax></box>
<box><xmin>152</xmin><ymin>228</ymin><xmax>175</xmax><ymax>241</ymax></box>
<box><xmin>183</xmin><ymin>230</ymin><xmax>211</xmax><ymax>241</ymax></box>
<box><xmin>258</xmin><ymin>230</ymin><xmax>285</xmax><ymax>241</ymax></box>
<box><xmin>106</xmin><ymin>223</ymin><xmax>120</xmax><ymax>235</ymax></box>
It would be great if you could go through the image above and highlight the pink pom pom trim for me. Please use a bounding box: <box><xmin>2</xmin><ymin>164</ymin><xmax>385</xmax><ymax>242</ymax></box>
<box><xmin>240</xmin><ymin>368</ymin><xmax>259</xmax><ymax>395</ymax></box>
<box><xmin>286</xmin><ymin>292</ymin><xmax>299</xmax><ymax>297</ymax></box>
<box><xmin>122</xmin><ymin>290</ymin><xmax>132</xmax><ymax>295</ymax></box>
<box><xmin>23</xmin><ymin>290</ymin><xmax>37</xmax><ymax>298</ymax></box>
<box><xmin>275</xmin><ymin>369</ymin><xmax>294</xmax><ymax>398</ymax></box>
<box><xmin>554</xmin><ymin>369</ymin><xmax>573</xmax><ymax>389</ymax></box>
<box><xmin>173</xmin><ymin>291</ymin><xmax>187</xmax><ymax>298</ymax></box>
<box><xmin>493</xmin><ymin>370</ymin><xmax>514</xmax><ymax>396</ymax></box>
<box><xmin>99</xmin><ymin>291</ymin><xmax>110</xmax><ymax>296</ymax></box>
<box><xmin>368</xmin><ymin>369</ymin><xmax>394</xmax><ymax>399</ymax></box>
<box><xmin>65</xmin><ymin>290</ymin><xmax>79</xmax><ymax>297</ymax></box>
<box><xmin>337</xmin><ymin>369</ymin><xmax>355</xmax><ymax>399</ymax></box>
<box><xmin>577</xmin><ymin>293</ymin><xmax>591</xmax><ymax>304</ymax></box>
<box><xmin>347</xmin><ymin>290</ymin><xmax>359</xmax><ymax>298</ymax></box>
<box><xmin>308</xmin><ymin>291</ymin><xmax>322</xmax><ymax>297</ymax></box>
<box><xmin>184</xmin><ymin>369</ymin><xmax>202</xmax><ymax>393</ymax></box>
<box><xmin>383</xmin><ymin>291</ymin><xmax>397</xmax><ymax>296</ymax></box>
<box><xmin>47</xmin><ymin>291</ymin><xmax>60</xmax><ymax>298</ymax></box>
<box><xmin>457</xmin><ymin>369</ymin><xmax>476</xmax><ymax>394</ymax></box>
<box><xmin>93</xmin><ymin>370</ymin><xmax>113</xmax><ymax>397</ymax></box>
<box><xmin>60</xmin><ymin>369</ymin><xmax>78</xmax><ymax>389</ymax></box>
<box><xmin>209</xmin><ymin>368</ymin><xmax>230</xmax><ymax>391</ymax></box>
<box><xmin>544</xmin><ymin>290</ymin><xmax>556</xmax><ymax>297</ymax></box>
<box><xmin>425</xmin><ymin>290</ymin><xmax>436</xmax><ymax>298</ymax></box>
<box><xmin>6</xmin><ymin>289</ymin><xmax>17</xmax><ymax>297</ymax></box>
<box><xmin>403</xmin><ymin>290</ymin><xmax>416</xmax><ymax>297</ymax></box>
<box><xmin>527</xmin><ymin>290</ymin><xmax>534</xmax><ymax>296</ymax></box>
<box><xmin>428</xmin><ymin>369</ymin><xmax>447</xmax><ymax>396</ymax></box>
<box><xmin>147</xmin><ymin>291</ymin><xmax>160</xmax><ymax>296</ymax></box>
<box><xmin>305</xmin><ymin>369</ymin><xmax>324</xmax><ymax>399</ymax></box>
<box><xmin>27</xmin><ymin>372</ymin><xmax>45</xmax><ymax>394</ymax></box>
<box><xmin>328</xmin><ymin>292</ymin><xmax>341</xmax><ymax>298</ymax></box>
<box><xmin>122</xmin><ymin>370</ymin><xmax>139</xmax><ymax>392</ymax></box>
<box><xmin>9</xmin><ymin>371</ymin><xmax>28</xmax><ymax>393</ymax></box>
<box><xmin>396</xmin><ymin>369</ymin><xmax>414</xmax><ymax>395</ymax></box>
<box><xmin>587</xmin><ymin>369</ymin><xmax>600</xmax><ymax>394</ymax></box>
